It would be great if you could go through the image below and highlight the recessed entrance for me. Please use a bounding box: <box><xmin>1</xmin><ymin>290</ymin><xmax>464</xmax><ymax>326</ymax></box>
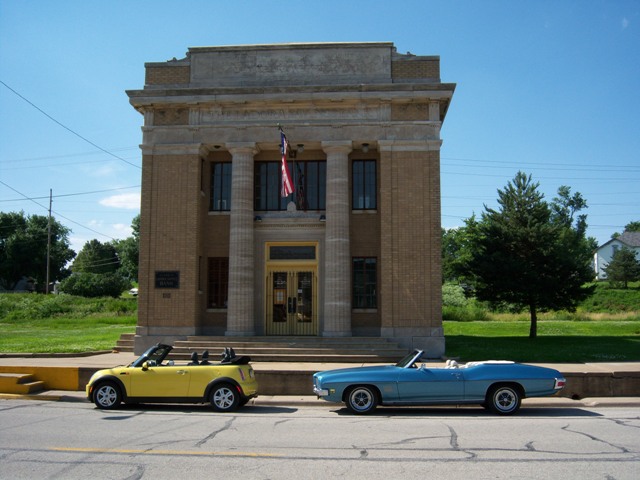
<box><xmin>265</xmin><ymin>242</ymin><xmax>319</xmax><ymax>336</ymax></box>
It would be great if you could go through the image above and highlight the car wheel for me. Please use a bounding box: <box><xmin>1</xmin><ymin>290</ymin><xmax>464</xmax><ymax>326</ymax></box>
<box><xmin>210</xmin><ymin>384</ymin><xmax>240</xmax><ymax>412</ymax></box>
<box><xmin>346</xmin><ymin>386</ymin><xmax>378</xmax><ymax>414</ymax></box>
<box><xmin>93</xmin><ymin>382</ymin><xmax>122</xmax><ymax>409</ymax></box>
<box><xmin>487</xmin><ymin>385</ymin><xmax>521</xmax><ymax>415</ymax></box>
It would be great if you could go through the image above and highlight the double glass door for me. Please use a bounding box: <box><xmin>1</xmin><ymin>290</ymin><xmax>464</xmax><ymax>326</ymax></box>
<box><xmin>266</xmin><ymin>269</ymin><xmax>317</xmax><ymax>335</ymax></box>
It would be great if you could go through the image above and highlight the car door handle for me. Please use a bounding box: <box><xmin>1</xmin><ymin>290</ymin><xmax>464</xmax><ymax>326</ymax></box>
<box><xmin>175</xmin><ymin>370</ymin><xmax>188</xmax><ymax>375</ymax></box>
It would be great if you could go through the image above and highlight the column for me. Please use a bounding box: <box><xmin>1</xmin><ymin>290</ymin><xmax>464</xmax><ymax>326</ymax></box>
<box><xmin>226</xmin><ymin>143</ymin><xmax>258</xmax><ymax>336</ymax></box>
<box><xmin>322</xmin><ymin>141</ymin><xmax>353</xmax><ymax>336</ymax></box>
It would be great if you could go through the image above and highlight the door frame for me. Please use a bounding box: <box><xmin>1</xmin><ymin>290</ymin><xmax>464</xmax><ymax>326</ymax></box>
<box><xmin>265</xmin><ymin>241</ymin><xmax>319</xmax><ymax>336</ymax></box>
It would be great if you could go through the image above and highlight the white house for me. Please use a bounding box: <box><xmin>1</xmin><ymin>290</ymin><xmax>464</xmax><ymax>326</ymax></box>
<box><xmin>593</xmin><ymin>231</ymin><xmax>640</xmax><ymax>280</ymax></box>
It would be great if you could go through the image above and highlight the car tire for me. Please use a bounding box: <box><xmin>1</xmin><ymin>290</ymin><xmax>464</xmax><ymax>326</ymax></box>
<box><xmin>93</xmin><ymin>382</ymin><xmax>122</xmax><ymax>409</ymax></box>
<box><xmin>210</xmin><ymin>383</ymin><xmax>240</xmax><ymax>412</ymax></box>
<box><xmin>487</xmin><ymin>385</ymin><xmax>521</xmax><ymax>415</ymax></box>
<box><xmin>346</xmin><ymin>386</ymin><xmax>378</xmax><ymax>414</ymax></box>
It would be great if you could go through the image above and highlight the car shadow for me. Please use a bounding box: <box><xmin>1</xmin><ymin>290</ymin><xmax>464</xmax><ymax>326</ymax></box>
<box><xmin>333</xmin><ymin>406</ymin><xmax>602</xmax><ymax>418</ymax></box>
<box><xmin>97</xmin><ymin>403</ymin><xmax>298</xmax><ymax>418</ymax></box>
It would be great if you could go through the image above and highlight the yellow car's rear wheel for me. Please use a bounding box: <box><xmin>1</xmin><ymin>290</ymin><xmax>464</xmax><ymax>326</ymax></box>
<box><xmin>210</xmin><ymin>383</ymin><xmax>240</xmax><ymax>412</ymax></box>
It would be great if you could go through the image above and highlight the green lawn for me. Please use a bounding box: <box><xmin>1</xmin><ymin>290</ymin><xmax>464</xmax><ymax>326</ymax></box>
<box><xmin>444</xmin><ymin>320</ymin><xmax>640</xmax><ymax>362</ymax></box>
<box><xmin>0</xmin><ymin>294</ymin><xmax>136</xmax><ymax>353</ymax></box>
<box><xmin>1</xmin><ymin>293</ymin><xmax>639</xmax><ymax>362</ymax></box>
<box><xmin>0</xmin><ymin>316</ymin><xmax>136</xmax><ymax>353</ymax></box>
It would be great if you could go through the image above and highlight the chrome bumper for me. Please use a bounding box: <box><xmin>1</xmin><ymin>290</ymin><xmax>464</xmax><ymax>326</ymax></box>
<box><xmin>313</xmin><ymin>386</ymin><xmax>329</xmax><ymax>397</ymax></box>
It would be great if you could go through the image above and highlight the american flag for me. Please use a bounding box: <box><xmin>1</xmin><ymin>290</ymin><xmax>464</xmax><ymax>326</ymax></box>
<box><xmin>280</xmin><ymin>131</ymin><xmax>294</xmax><ymax>197</ymax></box>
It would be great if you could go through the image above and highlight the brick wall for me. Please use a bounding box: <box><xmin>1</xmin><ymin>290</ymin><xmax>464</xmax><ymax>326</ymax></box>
<box><xmin>138</xmin><ymin>154</ymin><xmax>201</xmax><ymax>332</ymax></box>
<box><xmin>391</xmin><ymin>58</ymin><xmax>440</xmax><ymax>81</ymax></box>
<box><xmin>379</xmin><ymin>147</ymin><xmax>442</xmax><ymax>330</ymax></box>
<box><xmin>145</xmin><ymin>65</ymin><xmax>190</xmax><ymax>86</ymax></box>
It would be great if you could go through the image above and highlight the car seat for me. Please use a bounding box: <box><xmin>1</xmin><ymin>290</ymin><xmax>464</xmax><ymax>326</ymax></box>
<box><xmin>200</xmin><ymin>350</ymin><xmax>210</xmax><ymax>365</ymax></box>
<box><xmin>188</xmin><ymin>351</ymin><xmax>199</xmax><ymax>365</ymax></box>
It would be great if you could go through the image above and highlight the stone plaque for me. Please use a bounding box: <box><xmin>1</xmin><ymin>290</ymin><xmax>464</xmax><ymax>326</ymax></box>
<box><xmin>155</xmin><ymin>271</ymin><xmax>180</xmax><ymax>289</ymax></box>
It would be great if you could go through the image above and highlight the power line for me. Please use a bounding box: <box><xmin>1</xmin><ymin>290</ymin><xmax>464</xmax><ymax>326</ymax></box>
<box><xmin>0</xmin><ymin>80</ymin><xmax>141</xmax><ymax>169</ymax></box>
<box><xmin>442</xmin><ymin>156</ymin><xmax>640</xmax><ymax>172</ymax></box>
<box><xmin>0</xmin><ymin>185</ymin><xmax>141</xmax><ymax>203</ymax></box>
<box><xmin>2</xmin><ymin>146</ymin><xmax>139</xmax><ymax>164</ymax></box>
<box><xmin>0</xmin><ymin>180</ymin><xmax>116</xmax><ymax>241</ymax></box>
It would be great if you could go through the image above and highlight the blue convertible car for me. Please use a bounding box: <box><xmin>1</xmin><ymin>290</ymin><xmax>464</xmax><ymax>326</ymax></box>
<box><xmin>313</xmin><ymin>350</ymin><xmax>566</xmax><ymax>415</ymax></box>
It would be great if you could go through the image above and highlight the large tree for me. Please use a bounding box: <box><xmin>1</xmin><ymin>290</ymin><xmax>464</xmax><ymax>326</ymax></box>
<box><xmin>603</xmin><ymin>247</ymin><xmax>640</xmax><ymax>289</ymax></box>
<box><xmin>112</xmin><ymin>214</ymin><xmax>139</xmax><ymax>282</ymax></box>
<box><xmin>71</xmin><ymin>239</ymin><xmax>120</xmax><ymax>274</ymax></box>
<box><xmin>464</xmin><ymin>172</ymin><xmax>595</xmax><ymax>337</ymax></box>
<box><xmin>0</xmin><ymin>211</ymin><xmax>75</xmax><ymax>290</ymax></box>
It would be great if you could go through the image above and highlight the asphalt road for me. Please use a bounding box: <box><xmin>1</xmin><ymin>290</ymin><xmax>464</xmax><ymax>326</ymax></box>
<box><xmin>1</xmin><ymin>399</ymin><xmax>638</xmax><ymax>479</ymax></box>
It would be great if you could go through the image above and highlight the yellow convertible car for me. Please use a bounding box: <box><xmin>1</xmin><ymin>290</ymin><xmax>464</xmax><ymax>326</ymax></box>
<box><xmin>86</xmin><ymin>344</ymin><xmax>258</xmax><ymax>412</ymax></box>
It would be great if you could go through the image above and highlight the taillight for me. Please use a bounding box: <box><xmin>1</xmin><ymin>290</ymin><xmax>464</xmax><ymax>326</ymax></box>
<box><xmin>554</xmin><ymin>378</ymin><xmax>566</xmax><ymax>389</ymax></box>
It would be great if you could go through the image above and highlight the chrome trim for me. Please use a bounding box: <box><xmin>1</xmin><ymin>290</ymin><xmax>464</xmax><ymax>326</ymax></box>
<box><xmin>313</xmin><ymin>386</ymin><xmax>329</xmax><ymax>397</ymax></box>
<box><xmin>554</xmin><ymin>377</ymin><xmax>567</xmax><ymax>390</ymax></box>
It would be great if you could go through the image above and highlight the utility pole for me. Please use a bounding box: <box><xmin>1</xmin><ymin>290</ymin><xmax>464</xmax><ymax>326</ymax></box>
<box><xmin>46</xmin><ymin>188</ymin><xmax>52</xmax><ymax>294</ymax></box>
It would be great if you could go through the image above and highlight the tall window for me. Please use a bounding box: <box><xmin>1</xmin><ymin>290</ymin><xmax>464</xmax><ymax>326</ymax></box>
<box><xmin>352</xmin><ymin>257</ymin><xmax>377</xmax><ymax>309</ymax></box>
<box><xmin>254</xmin><ymin>160</ymin><xmax>326</xmax><ymax>211</ymax></box>
<box><xmin>210</xmin><ymin>162</ymin><xmax>231</xmax><ymax>211</ymax></box>
<box><xmin>352</xmin><ymin>160</ymin><xmax>377</xmax><ymax>210</ymax></box>
<box><xmin>207</xmin><ymin>257</ymin><xmax>229</xmax><ymax>308</ymax></box>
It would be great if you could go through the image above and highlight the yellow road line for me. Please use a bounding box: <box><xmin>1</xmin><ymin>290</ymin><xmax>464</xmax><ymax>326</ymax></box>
<box><xmin>51</xmin><ymin>447</ymin><xmax>281</xmax><ymax>458</ymax></box>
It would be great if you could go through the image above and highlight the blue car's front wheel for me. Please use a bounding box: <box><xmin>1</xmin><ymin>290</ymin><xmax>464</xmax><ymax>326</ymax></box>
<box><xmin>346</xmin><ymin>386</ymin><xmax>378</xmax><ymax>414</ymax></box>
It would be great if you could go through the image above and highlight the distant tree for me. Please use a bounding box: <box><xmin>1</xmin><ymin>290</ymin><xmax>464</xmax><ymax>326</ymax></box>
<box><xmin>624</xmin><ymin>221</ymin><xmax>640</xmax><ymax>232</ymax></box>
<box><xmin>0</xmin><ymin>211</ymin><xmax>75</xmax><ymax>290</ymax></box>
<box><xmin>603</xmin><ymin>247</ymin><xmax>640</xmax><ymax>289</ymax></box>
<box><xmin>58</xmin><ymin>272</ymin><xmax>130</xmax><ymax>298</ymax></box>
<box><xmin>463</xmin><ymin>172</ymin><xmax>595</xmax><ymax>338</ymax></box>
<box><xmin>113</xmin><ymin>214</ymin><xmax>139</xmax><ymax>282</ymax></box>
<box><xmin>611</xmin><ymin>220</ymin><xmax>640</xmax><ymax>238</ymax></box>
<box><xmin>72</xmin><ymin>239</ymin><xmax>120</xmax><ymax>274</ymax></box>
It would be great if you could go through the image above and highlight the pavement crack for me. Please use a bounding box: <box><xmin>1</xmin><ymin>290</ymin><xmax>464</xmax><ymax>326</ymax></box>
<box><xmin>562</xmin><ymin>424</ymin><xmax>629</xmax><ymax>453</ymax></box>
<box><xmin>447</xmin><ymin>425</ymin><xmax>459</xmax><ymax>449</ymax></box>
<box><xmin>446</xmin><ymin>424</ymin><xmax>477</xmax><ymax>459</ymax></box>
<box><xmin>195</xmin><ymin>417</ymin><xmax>236</xmax><ymax>447</ymax></box>
<box><xmin>606</xmin><ymin>418</ymin><xmax>640</xmax><ymax>430</ymax></box>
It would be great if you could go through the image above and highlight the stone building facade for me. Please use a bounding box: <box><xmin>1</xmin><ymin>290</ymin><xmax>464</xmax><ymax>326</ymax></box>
<box><xmin>127</xmin><ymin>42</ymin><xmax>455</xmax><ymax>356</ymax></box>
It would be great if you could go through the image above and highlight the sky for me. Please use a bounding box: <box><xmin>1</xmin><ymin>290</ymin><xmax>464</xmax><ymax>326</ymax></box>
<box><xmin>1</xmin><ymin>0</ymin><xmax>638</xmax><ymax>256</ymax></box>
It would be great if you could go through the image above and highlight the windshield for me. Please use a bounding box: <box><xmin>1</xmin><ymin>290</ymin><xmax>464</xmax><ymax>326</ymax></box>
<box><xmin>131</xmin><ymin>344</ymin><xmax>172</xmax><ymax>367</ymax></box>
<box><xmin>395</xmin><ymin>350</ymin><xmax>424</xmax><ymax>368</ymax></box>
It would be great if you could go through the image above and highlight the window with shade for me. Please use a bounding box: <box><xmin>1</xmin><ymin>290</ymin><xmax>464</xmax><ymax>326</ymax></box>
<box><xmin>352</xmin><ymin>160</ymin><xmax>377</xmax><ymax>210</ymax></box>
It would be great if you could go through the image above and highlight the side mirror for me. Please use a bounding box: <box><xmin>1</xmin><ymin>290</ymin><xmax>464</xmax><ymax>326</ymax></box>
<box><xmin>142</xmin><ymin>361</ymin><xmax>149</xmax><ymax>371</ymax></box>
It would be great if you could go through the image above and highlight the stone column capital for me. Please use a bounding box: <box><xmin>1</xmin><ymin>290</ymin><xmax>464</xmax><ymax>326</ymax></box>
<box><xmin>226</xmin><ymin>142</ymin><xmax>259</xmax><ymax>156</ymax></box>
<box><xmin>321</xmin><ymin>140</ymin><xmax>353</xmax><ymax>155</ymax></box>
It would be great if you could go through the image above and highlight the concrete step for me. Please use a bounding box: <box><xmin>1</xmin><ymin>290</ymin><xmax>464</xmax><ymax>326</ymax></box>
<box><xmin>0</xmin><ymin>373</ymin><xmax>46</xmax><ymax>394</ymax></box>
<box><xmin>114</xmin><ymin>334</ymin><xmax>411</xmax><ymax>362</ymax></box>
<box><xmin>113</xmin><ymin>333</ymin><xmax>135</xmax><ymax>352</ymax></box>
<box><xmin>171</xmin><ymin>337</ymin><xmax>408</xmax><ymax>363</ymax></box>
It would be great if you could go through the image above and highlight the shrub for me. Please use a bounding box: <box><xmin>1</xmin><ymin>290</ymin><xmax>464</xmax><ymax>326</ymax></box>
<box><xmin>59</xmin><ymin>272</ymin><xmax>131</xmax><ymax>298</ymax></box>
<box><xmin>442</xmin><ymin>283</ymin><xmax>468</xmax><ymax>307</ymax></box>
